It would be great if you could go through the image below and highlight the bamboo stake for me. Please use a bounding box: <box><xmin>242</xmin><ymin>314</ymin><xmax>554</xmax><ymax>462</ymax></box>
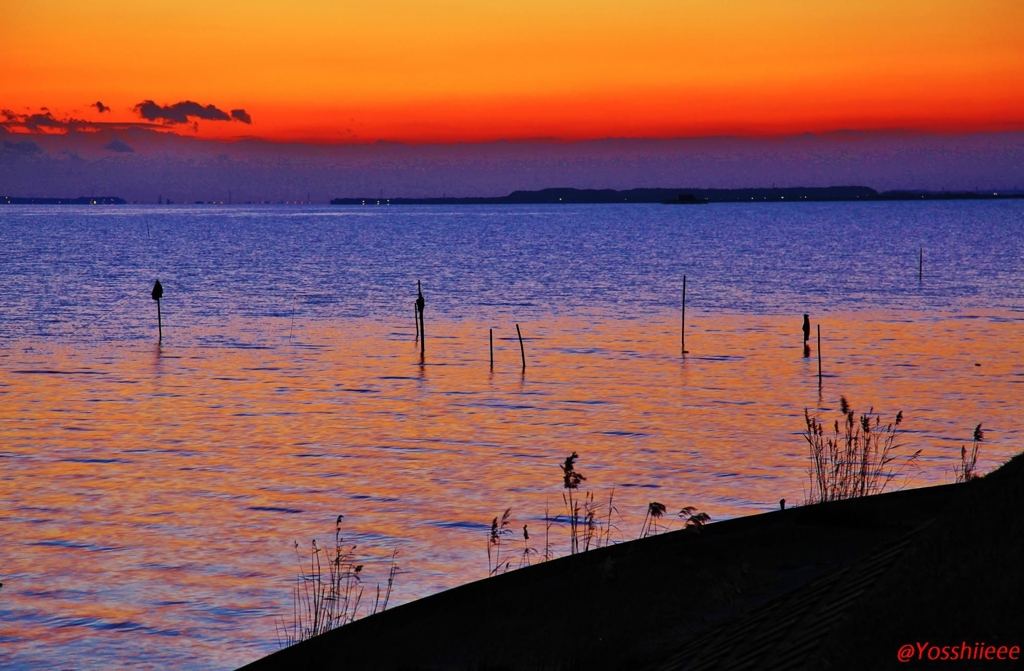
<box><xmin>490</xmin><ymin>328</ymin><xmax>494</xmax><ymax>370</ymax></box>
<box><xmin>681</xmin><ymin>275</ymin><xmax>688</xmax><ymax>355</ymax></box>
<box><xmin>919</xmin><ymin>247</ymin><xmax>923</xmax><ymax>282</ymax></box>
<box><xmin>516</xmin><ymin>324</ymin><xmax>526</xmax><ymax>372</ymax></box>
<box><xmin>416</xmin><ymin>280</ymin><xmax>425</xmax><ymax>356</ymax></box>
<box><xmin>817</xmin><ymin>324</ymin><xmax>822</xmax><ymax>387</ymax></box>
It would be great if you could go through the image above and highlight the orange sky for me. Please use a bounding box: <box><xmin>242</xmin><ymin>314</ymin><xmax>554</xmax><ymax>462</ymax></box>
<box><xmin>2</xmin><ymin>0</ymin><xmax>1023</xmax><ymax>143</ymax></box>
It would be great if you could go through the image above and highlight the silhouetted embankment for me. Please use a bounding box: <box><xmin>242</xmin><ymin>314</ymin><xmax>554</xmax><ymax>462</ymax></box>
<box><xmin>240</xmin><ymin>452</ymin><xmax>1022</xmax><ymax>671</ymax></box>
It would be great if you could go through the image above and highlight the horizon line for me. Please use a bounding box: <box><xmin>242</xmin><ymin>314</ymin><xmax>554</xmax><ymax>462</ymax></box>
<box><xmin>5</xmin><ymin>124</ymin><xmax>1024</xmax><ymax>148</ymax></box>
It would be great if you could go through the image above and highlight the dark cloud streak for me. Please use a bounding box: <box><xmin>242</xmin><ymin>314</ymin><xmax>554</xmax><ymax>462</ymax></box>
<box><xmin>0</xmin><ymin>109</ymin><xmax>161</xmax><ymax>134</ymax></box>
<box><xmin>24</xmin><ymin>112</ymin><xmax>65</xmax><ymax>131</ymax></box>
<box><xmin>0</xmin><ymin>102</ymin><xmax>251</xmax><ymax>135</ymax></box>
<box><xmin>134</xmin><ymin>100</ymin><xmax>251</xmax><ymax>125</ymax></box>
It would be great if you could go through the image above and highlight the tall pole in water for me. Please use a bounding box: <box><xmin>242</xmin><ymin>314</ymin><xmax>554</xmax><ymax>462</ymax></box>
<box><xmin>681</xmin><ymin>275</ymin><xmax>688</xmax><ymax>355</ymax></box>
<box><xmin>919</xmin><ymin>247</ymin><xmax>923</xmax><ymax>282</ymax></box>
<box><xmin>817</xmin><ymin>324</ymin><xmax>822</xmax><ymax>387</ymax></box>
<box><xmin>151</xmin><ymin>279</ymin><xmax>164</xmax><ymax>344</ymax></box>
<box><xmin>516</xmin><ymin>324</ymin><xmax>526</xmax><ymax>372</ymax></box>
<box><xmin>490</xmin><ymin>328</ymin><xmax>494</xmax><ymax>370</ymax></box>
<box><xmin>416</xmin><ymin>281</ymin><xmax>425</xmax><ymax>357</ymax></box>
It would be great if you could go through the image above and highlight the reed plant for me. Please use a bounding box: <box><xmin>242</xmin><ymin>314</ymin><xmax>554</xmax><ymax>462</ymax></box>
<box><xmin>278</xmin><ymin>515</ymin><xmax>363</xmax><ymax>647</ymax></box>
<box><xmin>518</xmin><ymin>524</ymin><xmax>537</xmax><ymax>568</ymax></box>
<box><xmin>678</xmin><ymin>506</ymin><xmax>711</xmax><ymax>532</ymax></box>
<box><xmin>277</xmin><ymin>515</ymin><xmax>399</xmax><ymax>649</ymax></box>
<box><xmin>372</xmin><ymin>549</ymin><xmax>399</xmax><ymax>616</ymax></box>
<box><xmin>639</xmin><ymin>501</ymin><xmax>667</xmax><ymax>538</ymax></box>
<box><xmin>580</xmin><ymin>491</ymin><xmax>599</xmax><ymax>551</ymax></box>
<box><xmin>561</xmin><ymin>451</ymin><xmax>586</xmax><ymax>554</ymax></box>
<box><xmin>543</xmin><ymin>497</ymin><xmax>554</xmax><ymax>562</ymax></box>
<box><xmin>598</xmin><ymin>488</ymin><xmax>621</xmax><ymax>548</ymax></box>
<box><xmin>640</xmin><ymin>502</ymin><xmax>710</xmax><ymax>538</ymax></box>
<box><xmin>804</xmin><ymin>396</ymin><xmax>920</xmax><ymax>504</ymax></box>
<box><xmin>956</xmin><ymin>423</ymin><xmax>984</xmax><ymax>483</ymax></box>
<box><xmin>558</xmin><ymin>454</ymin><xmax>624</xmax><ymax>552</ymax></box>
<box><xmin>482</xmin><ymin>453</ymin><xmax>706</xmax><ymax>572</ymax></box>
<box><xmin>487</xmin><ymin>508</ymin><xmax>514</xmax><ymax>575</ymax></box>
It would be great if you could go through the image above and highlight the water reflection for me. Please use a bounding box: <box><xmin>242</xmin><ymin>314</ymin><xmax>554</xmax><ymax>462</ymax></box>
<box><xmin>1</xmin><ymin>310</ymin><xmax>1021</xmax><ymax>668</ymax></box>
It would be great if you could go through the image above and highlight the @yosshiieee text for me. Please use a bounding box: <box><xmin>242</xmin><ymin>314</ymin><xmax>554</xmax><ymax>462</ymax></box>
<box><xmin>897</xmin><ymin>642</ymin><xmax>1021</xmax><ymax>664</ymax></box>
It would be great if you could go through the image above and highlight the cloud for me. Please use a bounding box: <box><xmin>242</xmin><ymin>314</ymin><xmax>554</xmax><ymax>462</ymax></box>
<box><xmin>22</xmin><ymin>111</ymin><xmax>65</xmax><ymax>131</ymax></box>
<box><xmin>134</xmin><ymin>100</ymin><xmax>250</xmax><ymax>125</ymax></box>
<box><xmin>0</xmin><ymin>108</ymin><xmax>164</xmax><ymax>134</ymax></box>
<box><xmin>2</xmin><ymin>139</ymin><xmax>43</xmax><ymax>156</ymax></box>
<box><xmin>0</xmin><ymin>101</ymin><xmax>251</xmax><ymax>135</ymax></box>
<box><xmin>103</xmin><ymin>139</ymin><xmax>134</xmax><ymax>153</ymax></box>
<box><xmin>1</xmin><ymin>110</ymin><xmax>88</xmax><ymax>133</ymax></box>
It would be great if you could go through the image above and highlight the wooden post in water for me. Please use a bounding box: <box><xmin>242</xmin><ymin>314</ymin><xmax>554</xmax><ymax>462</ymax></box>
<box><xmin>490</xmin><ymin>328</ymin><xmax>494</xmax><ymax>370</ymax></box>
<box><xmin>151</xmin><ymin>279</ymin><xmax>164</xmax><ymax>343</ymax></box>
<box><xmin>681</xmin><ymin>275</ymin><xmax>688</xmax><ymax>355</ymax></box>
<box><xmin>816</xmin><ymin>324</ymin><xmax>822</xmax><ymax>387</ymax></box>
<box><xmin>416</xmin><ymin>280</ymin><xmax>425</xmax><ymax>356</ymax></box>
<box><xmin>516</xmin><ymin>323</ymin><xmax>526</xmax><ymax>372</ymax></box>
<box><xmin>919</xmin><ymin>247</ymin><xmax>923</xmax><ymax>282</ymax></box>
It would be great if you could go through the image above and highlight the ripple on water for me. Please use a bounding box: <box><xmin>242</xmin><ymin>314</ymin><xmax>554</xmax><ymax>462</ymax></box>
<box><xmin>1</xmin><ymin>202</ymin><xmax>1022</xmax><ymax>669</ymax></box>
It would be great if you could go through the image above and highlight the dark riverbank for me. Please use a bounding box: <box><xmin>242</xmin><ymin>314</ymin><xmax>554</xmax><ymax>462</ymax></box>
<box><xmin>240</xmin><ymin>452</ymin><xmax>1022</xmax><ymax>671</ymax></box>
<box><xmin>331</xmin><ymin>186</ymin><xmax>1024</xmax><ymax>205</ymax></box>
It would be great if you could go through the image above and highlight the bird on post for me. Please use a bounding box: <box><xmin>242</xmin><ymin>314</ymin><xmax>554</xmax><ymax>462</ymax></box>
<box><xmin>152</xmin><ymin>279</ymin><xmax>164</xmax><ymax>343</ymax></box>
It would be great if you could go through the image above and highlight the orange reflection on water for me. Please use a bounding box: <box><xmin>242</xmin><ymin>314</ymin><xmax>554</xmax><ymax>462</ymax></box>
<box><xmin>1</xmin><ymin>310</ymin><xmax>1020</xmax><ymax>666</ymax></box>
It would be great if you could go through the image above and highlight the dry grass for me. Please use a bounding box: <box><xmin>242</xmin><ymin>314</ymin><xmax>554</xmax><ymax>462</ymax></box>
<box><xmin>277</xmin><ymin>515</ymin><xmax>399</xmax><ymax>649</ymax></box>
<box><xmin>679</xmin><ymin>506</ymin><xmax>711</xmax><ymax>532</ymax></box>
<box><xmin>561</xmin><ymin>451</ymin><xmax>586</xmax><ymax>554</ymax></box>
<box><xmin>640</xmin><ymin>502</ymin><xmax>710</xmax><ymax>538</ymax></box>
<box><xmin>956</xmin><ymin>423</ymin><xmax>984</xmax><ymax>483</ymax></box>
<box><xmin>518</xmin><ymin>524</ymin><xmax>537</xmax><ymax>569</ymax></box>
<box><xmin>639</xmin><ymin>501</ymin><xmax>667</xmax><ymax>539</ymax></box>
<box><xmin>486</xmin><ymin>452</ymin><xmax>708</xmax><ymax>572</ymax></box>
<box><xmin>487</xmin><ymin>508</ymin><xmax>514</xmax><ymax>575</ymax></box>
<box><xmin>804</xmin><ymin>396</ymin><xmax>921</xmax><ymax>504</ymax></box>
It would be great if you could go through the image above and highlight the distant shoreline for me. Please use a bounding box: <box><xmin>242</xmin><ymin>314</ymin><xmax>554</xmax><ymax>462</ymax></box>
<box><xmin>2</xmin><ymin>196</ymin><xmax>127</xmax><ymax>205</ymax></box>
<box><xmin>4</xmin><ymin>188</ymin><xmax>1023</xmax><ymax>206</ymax></box>
<box><xmin>332</xmin><ymin>186</ymin><xmax>1024</xmax><ymax>205</ymax></box>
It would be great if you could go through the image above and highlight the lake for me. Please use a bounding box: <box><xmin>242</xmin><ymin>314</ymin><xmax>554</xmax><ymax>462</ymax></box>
<box><xmin>1</xmin><ymin>201</ymin><xmax>1022</xmax><ymax>669</ymax></box>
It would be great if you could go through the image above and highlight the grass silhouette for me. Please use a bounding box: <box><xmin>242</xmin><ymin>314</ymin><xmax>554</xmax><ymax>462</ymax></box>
<box><xmin>956</xmin><ymin>423</ymin><xmax>984</xmax><ymax>483</ymax></box>
<box><xmin>804</xmin><ymin>396</ymin><xmax>920</xmax><ymax>504</ymax></box>
<box><xmin>277</xmin><ymin>515</ymin><xmax>399</xmax><ymax>648</ymax></box>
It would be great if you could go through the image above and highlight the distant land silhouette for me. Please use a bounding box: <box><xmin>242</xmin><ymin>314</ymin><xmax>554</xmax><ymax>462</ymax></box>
<box><xmin>3</xmin><ymin>189</ymin><xmax>1020</xmax><ymax>206</ymax></box>
<box><xmin>332</xmin><ymin>186</ymin><xmax>1024</xmax><ymax>205</ymax></box>
<box><xmin>3</xmin><ymin>196</ymin><xmax>127</xmax><ymax>205</ymax></box>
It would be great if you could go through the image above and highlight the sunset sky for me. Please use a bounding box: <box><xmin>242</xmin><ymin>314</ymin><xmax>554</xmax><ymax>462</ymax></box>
<box><xmin>3</xmin><ymin>0</ymin><xmax>1023</xmax><ymax>143</ymax></box>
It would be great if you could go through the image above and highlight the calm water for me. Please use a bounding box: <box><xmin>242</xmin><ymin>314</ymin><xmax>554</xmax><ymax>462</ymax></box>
<box><xmin>1</xmin><ymin>202</ymin><xmax>1022</xmax><ymax>669</ymax></box>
